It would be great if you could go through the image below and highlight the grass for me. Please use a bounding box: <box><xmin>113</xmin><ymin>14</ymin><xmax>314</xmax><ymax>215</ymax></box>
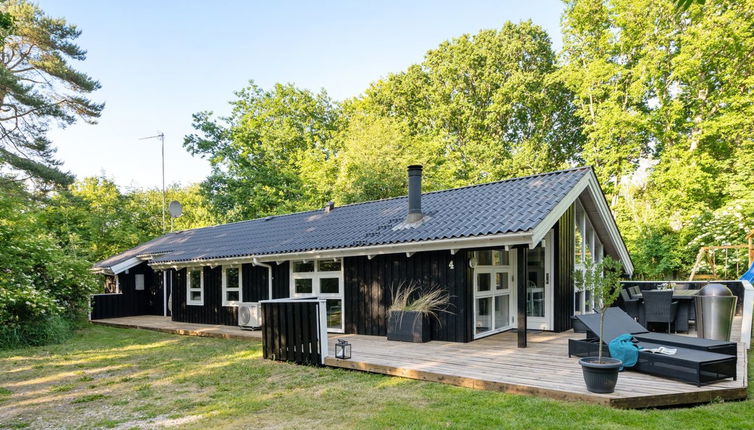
<box><xmin>0</xmin><ymin>325</ymin><xmax>751</xmax><ymax>429</ymax></box>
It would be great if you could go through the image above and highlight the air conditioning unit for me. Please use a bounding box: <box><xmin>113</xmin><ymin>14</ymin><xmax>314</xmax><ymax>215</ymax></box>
<box><xmin>238</xmin><ymin>302</ymin><xmax>262</xmax><ymax>330</ymax></box>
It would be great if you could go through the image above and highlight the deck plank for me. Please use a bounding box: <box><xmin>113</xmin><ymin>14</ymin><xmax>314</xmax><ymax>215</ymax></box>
<box><xmin>326</xmin><ymin>317</ymin><xmax>748</xmax><ymax>409</ymax></box>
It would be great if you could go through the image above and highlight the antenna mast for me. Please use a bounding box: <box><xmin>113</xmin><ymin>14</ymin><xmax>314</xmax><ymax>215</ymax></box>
<box><xmin>138</xmin><ymin>132</ymin><xmax>166</xmax><ymax>232</ymax></box>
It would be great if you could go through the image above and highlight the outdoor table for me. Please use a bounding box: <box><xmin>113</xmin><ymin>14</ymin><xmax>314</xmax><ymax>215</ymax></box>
<box><xmin>636</xmin><ymin>289</ymin><xmax>698</xmax><ymax>332</ymax></box>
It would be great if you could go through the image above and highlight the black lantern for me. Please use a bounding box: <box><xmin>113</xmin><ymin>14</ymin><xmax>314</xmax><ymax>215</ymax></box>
<box><xmin>335</xmin><ymin>339</ymin><xmax>351</xmax><ymax>359</ymax></box>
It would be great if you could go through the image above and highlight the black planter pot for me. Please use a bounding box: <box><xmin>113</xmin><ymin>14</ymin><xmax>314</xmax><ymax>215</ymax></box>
<box><xmin>387</xmin><ymin>310</ymin><xmax>431</xmax><ymax>342</ymax></box>
<box><xmin>578</xmin><ymin>357</ymin><xmax>622</xmax><ymax>393</ymax></box>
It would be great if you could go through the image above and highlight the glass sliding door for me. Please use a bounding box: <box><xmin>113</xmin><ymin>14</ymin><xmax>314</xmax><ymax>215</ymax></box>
<box><xmin>473</xmin><ymin>249</ymin><xmax>514</xmax><ymax>338</ymax></box>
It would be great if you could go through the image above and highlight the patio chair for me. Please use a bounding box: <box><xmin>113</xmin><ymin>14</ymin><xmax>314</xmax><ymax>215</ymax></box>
<box><xmin>619</xmin><ymin>289</ymin><xmax>641</xmax><ymax>320</ymax></box>
<box><xmin>642</xmin><ymin>290</ymin><xmax>678</xmax><ymax>333</ymax></box>
<box><xmin>568</xmin><ymin>308</ymin><xmax>737</xmax><ymax>386</ymax></box>
<box><xmin>628</xmin><ymin>286</ymin><xmax>642</xmax><ymax>298</ymax></box>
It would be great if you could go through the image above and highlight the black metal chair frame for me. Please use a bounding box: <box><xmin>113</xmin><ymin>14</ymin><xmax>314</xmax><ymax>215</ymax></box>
<box><xmin>641</xmin><ymin>290</ymin><xmax>678</xmax><ymax>333</ymax></box>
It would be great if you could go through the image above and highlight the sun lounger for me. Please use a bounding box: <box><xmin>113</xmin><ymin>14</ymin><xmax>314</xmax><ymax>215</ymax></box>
<box><xmin>569</xmin><ymin>308</ymin><xmax>737</xmax><ymax>386</ymax></box>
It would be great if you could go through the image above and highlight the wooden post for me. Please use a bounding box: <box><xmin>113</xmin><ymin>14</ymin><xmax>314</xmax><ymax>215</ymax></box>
<box><xmin>517</xmin><ymin>245</ymin><xmax>528</xmax><ymax>348</ymax></box>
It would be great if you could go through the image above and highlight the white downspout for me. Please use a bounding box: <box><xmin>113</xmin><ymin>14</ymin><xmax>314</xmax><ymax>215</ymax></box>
<box><xmin>252</xmin><ymin>258</ymin><xmax>274</xmax><ymax>301</ymax></box>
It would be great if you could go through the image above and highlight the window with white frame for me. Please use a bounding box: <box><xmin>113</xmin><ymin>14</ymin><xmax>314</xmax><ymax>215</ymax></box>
<box><xmin>574</xmin><ymin>200</ymin><xmax>603</xmax><ymax>315</ymax></box>
<box><xmin>187</xmin><ymin>268</ymin><xmax>204</xmax><ymax>306</ymax></box>
<box><xmin>290</xmin><ymin>259</ymin><xmax>343</xmax><ymax>332</ymax></box>
<box><xmin>222</xmin><ymin>266</ymin><xmax>242</xmax><ymax>306</ymax></box>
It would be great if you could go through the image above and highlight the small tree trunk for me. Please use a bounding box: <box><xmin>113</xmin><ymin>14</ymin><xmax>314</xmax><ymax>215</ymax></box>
<box><xmin>598</xmin><ymin>310</ymin><xmax>605</xmax><ymax>363</ymax></box>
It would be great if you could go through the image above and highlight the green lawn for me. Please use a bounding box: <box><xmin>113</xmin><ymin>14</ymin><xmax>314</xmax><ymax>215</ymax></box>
<box><xmin>0</xmin><ymin>325</ymin><xmax>752</xmax><ymax>429</ymax></box>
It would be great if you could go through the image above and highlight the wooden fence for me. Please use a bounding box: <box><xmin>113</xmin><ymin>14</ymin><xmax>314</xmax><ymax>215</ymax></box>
<box><xmin>260</xmin><ymin>298</ymin><xmax>328</xmax><ymax>365</ymax></box>
<box><xmin>90</xmin><ymin>293</ymin><xmax>143</xmax><ymax>320</ymax></box>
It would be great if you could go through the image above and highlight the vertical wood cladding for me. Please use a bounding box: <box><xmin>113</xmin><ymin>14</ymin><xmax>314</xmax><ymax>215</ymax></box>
<box><xmin>242</xmin><ymin>263</ymin><xmax>270</xmax><ymax>302</ymax></box>
<box><xmin>516</xmin><ymin>245</ymin><xmax>528</xmax><ymax>347</ymax></box>
<box><xmin>343</xmin><ymin>250</ymin><xmax>470</xmax><ymax>342</ymax></box>
<box><xmin>92</xmin><ymin>262</ymin><xmax>161</xmax><ymax>319</ymax></box>
<box><xmin>272</xmin><ymin>262</ymin><xmax>290</xmax><ymax>299</ymax></box>
<box><xmin>553</xmin><ymin>205</ymin><xmax>575</xmax><ymax>332</ymax></box>
<box><xmin>169</xmin><ymin>262</ymin><xmax>290</xmax><ymax>327</ymax></box>
<box><xmin>171</xmin><ymin>266</ymin><xmax>238</xmax><ymax>325</ymax></box>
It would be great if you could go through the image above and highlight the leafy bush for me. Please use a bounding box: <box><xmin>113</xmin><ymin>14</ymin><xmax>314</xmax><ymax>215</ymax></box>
<box><xmin>0</xmin><ymin>187</ymin><xmax>97</xmax><ymax>349</ymax></box>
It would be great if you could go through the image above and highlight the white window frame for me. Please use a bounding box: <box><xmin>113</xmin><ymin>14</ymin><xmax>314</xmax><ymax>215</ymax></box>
<box><xmin>472</xmin><ymin>249</ymin><xmax>515</xmax><ymax>339</ymax></box>
<box><xmin>187</xmin><ymin>268</ymin><xmax>204</xmax><ymax>306</ymax></box>
<box><xmin>574</xmin><ymin>199</ymin><xmax>603</xmax><ymax>315</ymax></box>
<box><xmin>222</xmin><ymin>265</ymin><xmax>243</xmax><ymax>307</ymax></box>
<box><xmin>290</xmin><ymin>259</ymin><xmax>344</xmax><ymax>333</ymax></box>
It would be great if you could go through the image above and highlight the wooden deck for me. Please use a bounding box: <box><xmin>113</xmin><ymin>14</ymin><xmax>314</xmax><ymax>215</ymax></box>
<box><xmin>91</xmin><ymin>315</ymin><xmax>748</xmax><ymax>408</ymax></box>
<box><xmin>91</xmin><ymin>316</ymin><xmax>262</xmax><ymax>340</ymax></box>
<box><xmin>326</xmin><ymin>320</ymin><xmax>748</xmax><ymax>409</ymax></box>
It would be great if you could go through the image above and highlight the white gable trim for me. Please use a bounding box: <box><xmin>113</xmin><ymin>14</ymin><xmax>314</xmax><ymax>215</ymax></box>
<box><xmin>530</xmin><ymin>170</ymin><xmax>633</xmax><ymax>275</ymax></box>
<box><xmin>109</xmin><ymin>257</ymin><xmax>144</xmax><ymax>275</ymax></box>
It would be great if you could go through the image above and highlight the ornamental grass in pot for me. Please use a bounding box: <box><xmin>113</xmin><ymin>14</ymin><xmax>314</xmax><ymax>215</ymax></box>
<box><xmin>574</xmin><ymin>256</ymin><xmax>624</xmax><ymax>393</ymax></box>
<box><xmin>387</xmin><ymin>283</ymin><xmax>450</xmax><ymax>343</ymax></box>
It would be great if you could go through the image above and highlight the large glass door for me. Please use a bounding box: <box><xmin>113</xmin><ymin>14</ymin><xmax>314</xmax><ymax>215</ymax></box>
<box><xmin>473</xmin><ymin>249</ymin><xmax>515</xmax><ymax>338</ymax></box>
<box><xmin>527</xmin><ymin>230</ymin><xmax>554</xmax><ymax>330</ymax></box>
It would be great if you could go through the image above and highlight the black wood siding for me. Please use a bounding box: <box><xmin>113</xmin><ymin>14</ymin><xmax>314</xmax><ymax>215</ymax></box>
<box><xmin>242</xmin><ymin>263</ymin><xmax>270</xmax><ymax>302</ymax></box>
<box><xmin>272</xmin><ymin>262</ymin><xmax>290</xmax><ymax>299</ymax></box>
<box><xmin>553</xmin><ymin>206</ymin><xmax>575</xmax><ymax>332</ymax></box>
<box><xmin>91</xmin><ymin>262</ymin><xmax>161</xmax><ymax>319</ymax></box>
<box><xmin>343</xmin><ymin>250</ymin><xmax>471</xmax><ymax>342</ymax></box>
<box><xmin>171</xmin><ymin>267</ymin><xmax>238</xmax><ymax>325</ymax></box>
<box><xmin>145</xmin><ymin>269</ymin><xmax>164</xmax><ymax>315</ymax></box>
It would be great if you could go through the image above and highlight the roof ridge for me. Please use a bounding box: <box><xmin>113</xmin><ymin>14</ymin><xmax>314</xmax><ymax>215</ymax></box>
<box><xmin>160</xmin><ymin>166</ymin><xmax>592</xmax><ymax>235</ymax></box>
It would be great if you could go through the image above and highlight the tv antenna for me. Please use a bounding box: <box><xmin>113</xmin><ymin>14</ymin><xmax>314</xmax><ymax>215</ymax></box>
<box><xmin>138</xmin><ymin>132</ymin><xmax>166</xmax><ymax>232</ymax></box>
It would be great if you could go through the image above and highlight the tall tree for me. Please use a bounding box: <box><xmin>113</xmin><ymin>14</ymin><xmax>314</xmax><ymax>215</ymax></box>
<box><xmin>184</xmin><ymin>82</ymin><xmax>341</xmax><ymax>221</ymax></box>
<box><xmin>0</xmin><ymin>0</ymin><xmax>102</xmax><ymax>189</ymax></box>
<box><xmin>561</xmin><ymin>0</ymin><xmax>754</xmax><ymax>277</ymax></box>
<box><xmin>361</xmin><ymin>21</ymin><xmax>583</xmax><ymax>186</ymax></box>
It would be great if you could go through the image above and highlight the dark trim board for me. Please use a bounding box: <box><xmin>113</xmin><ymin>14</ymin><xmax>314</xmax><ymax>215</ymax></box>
<box><xmin>553</xmin><ymin>206</ymin><xmax>575</xmax><ymax>331</ymax></box>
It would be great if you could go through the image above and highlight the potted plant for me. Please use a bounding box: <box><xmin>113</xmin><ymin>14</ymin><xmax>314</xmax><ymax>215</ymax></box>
<box><xmin>574</xmin><ymin>256</ymin><xmax>624</xmax><ymax>393</ymax></box>
<box><xmin>387</xmin><ymin>283</ymin><xmax>450</xmax><ymax>343</ymax></box>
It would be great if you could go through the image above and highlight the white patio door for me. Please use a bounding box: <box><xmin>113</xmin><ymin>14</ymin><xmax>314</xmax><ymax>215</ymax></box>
<box><xmin>473</xmin><ymin>249</ymin><xmax>515</xmax><ymax>339</ymax></box>
<box><xmin>527</xmin><ymin>229</ymin><xmax>554</xmax><ymax>330</ymax></box>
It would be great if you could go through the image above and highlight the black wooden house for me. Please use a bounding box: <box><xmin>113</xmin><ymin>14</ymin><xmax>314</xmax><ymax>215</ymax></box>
<box><xmin>92</xmin><ymin>166</ymin><xmax>632</xmax><ymax>344</ymax></box>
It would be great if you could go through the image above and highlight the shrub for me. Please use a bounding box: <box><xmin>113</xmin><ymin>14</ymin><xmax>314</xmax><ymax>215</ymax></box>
<box><xmin>0</xmin><ymin>315</ymin><xmax>73</xmax><ymax>349</ymax></box>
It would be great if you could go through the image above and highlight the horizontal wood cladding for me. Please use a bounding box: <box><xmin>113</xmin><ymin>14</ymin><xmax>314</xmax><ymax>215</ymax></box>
<box><xmin>344</xmin><ymin>250</ymin><xmax>470</xmax><ymax>342</ymax></box>
<box><xmin>554</xmin><ymin>206</ymin><xmax>575</xmax><ymax>332</ymax></box>
<box><xmin>171</xmin><ymin>267</ymin><xmax>238</xmax><ymax>325</ymax></box>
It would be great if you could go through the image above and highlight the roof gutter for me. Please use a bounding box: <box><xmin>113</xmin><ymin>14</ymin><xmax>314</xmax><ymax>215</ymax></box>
<box><xmin>148</xmin><ymin>230</ymin><xmax>534</xmax><ymax>269</ymax></box>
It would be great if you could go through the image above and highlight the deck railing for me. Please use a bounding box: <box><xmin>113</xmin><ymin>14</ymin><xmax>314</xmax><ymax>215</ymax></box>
<box><xmin>260</xmin><ymin>298</ymin><xmax>328</xmax><ymax>365</ymax></box>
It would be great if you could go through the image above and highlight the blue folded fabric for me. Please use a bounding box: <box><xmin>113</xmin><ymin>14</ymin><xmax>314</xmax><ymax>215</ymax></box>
<box><xmin>608</xmin><ymin>333</ymin><xmax>640</xmax><ymax>371</ymax></box>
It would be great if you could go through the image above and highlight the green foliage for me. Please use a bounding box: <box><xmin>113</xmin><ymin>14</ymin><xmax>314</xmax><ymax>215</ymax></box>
<box><xmin>184</xmin><ymin>82</ymin><xmax>341</xmax><ymax>221</ymax></box>
<box><xmin>361</xmin><ymin>21</ymin><xmax>583</xmax><ymax>186</ymax></box>
<box><xmin>574</xmin><ymin>256</ymin><xmax>623</xmax><ymax>361</ymax></box>
<box><xmin>0</xmin><ymin>185</ymin><xmax>96</xmax><ymax>347</ymax></box>
<box><xmin>0</xmin><ymin>315</ymin><xmax>72</xmax><ymax>349</ymax></box>
<box><xmin>562</xmin><ymin>0</ymin><xmax>754</xmax><ymax>277</ymax></box>
<box><xmin>43</xmin><ymin>177</ymin><xmax>218</xmax><ymax>263</ymax></box>
<box><xmin>0</xmin><ymin>0</ymin><xmax>102</xmax><ymax>189</ymax></box>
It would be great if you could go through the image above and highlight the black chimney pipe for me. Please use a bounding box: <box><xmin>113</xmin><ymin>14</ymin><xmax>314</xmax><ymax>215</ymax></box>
<box><xmin>407</xmin><ymin>165</ymin><xmax>423</xmax><ymax>223</ymax></box>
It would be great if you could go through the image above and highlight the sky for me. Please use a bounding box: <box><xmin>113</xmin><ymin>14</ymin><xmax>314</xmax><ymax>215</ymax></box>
<box><xmin>39</xmin><ymin>1</ymin><xmax>565</xmax><ymax>190</ymax></box>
